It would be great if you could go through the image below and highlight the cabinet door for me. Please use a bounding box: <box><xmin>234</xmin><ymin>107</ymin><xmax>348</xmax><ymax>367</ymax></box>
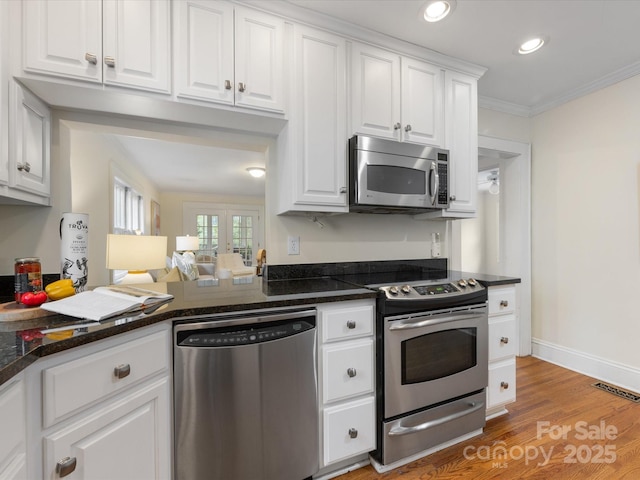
<box><xmin>174</xmin><ymin>0</ymin><xmax>234</xmax><ymax>105</ymax></box>
<box><xmin>323</xmin><ymin>397</ymin><xmax>375</xmax><ymax>466</ymax></box>
<box><xmin>9</xmin><ymin>82</ymin><xmax>50</xmax><ymax>198</ymax></box>
<box><xmin>292</xmin><ymin>25</ymin><xmax>347</xmax><ymax>209</ymax></box>
<box><xmin>23</xmin><ymin>0</ymin><xmax>102</xmax><ymax>83</ymax></box>
<box><xmin>445</xmin><ymin>70</ymin><xmax>478</xmax><ymax>214</ymax></box>
<box><xmin>234</xmin><ymin>6</ymin><xmax>284</xmax><ymax>112</ymax></box>
<box><xmin>351</xmin><ymin>42</ymin><xmax>400</xmax><ymax>140</ymax></box>
<box><xmin>102</xmin><ymin>0</ymin><xmax>171</xmax><ymax>93</ymax></box>
<box><xmin>0</xmin><ymin>379</ymin><xmax>26</xmax><ymax>479</ymax></box>
<box><xmin>0</xmin><ymin>0</ymin><xmax>9</xmax><ymax>187</ymax></box>
<box><xmin>401</xmin><ymin>58</ymin><xmax>443</xmax><ymax>146</ymax></box>
<box><xmin>44</xmin><ymin>378</ymin><xmax>171</xmax><ymax>480</ymax></box>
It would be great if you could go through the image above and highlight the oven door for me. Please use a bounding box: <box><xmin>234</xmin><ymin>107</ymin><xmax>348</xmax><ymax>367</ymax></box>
<box><xmin>384</xmin><ymin>304</ymin><xmax>488</xmax><ymax>419</ymax></box>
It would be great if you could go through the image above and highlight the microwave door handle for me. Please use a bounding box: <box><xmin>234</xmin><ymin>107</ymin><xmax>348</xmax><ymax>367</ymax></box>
<box><xmin>429</xmin><ymin>161</ymin><xmax>439</xmax><ymax>206</ymax></box>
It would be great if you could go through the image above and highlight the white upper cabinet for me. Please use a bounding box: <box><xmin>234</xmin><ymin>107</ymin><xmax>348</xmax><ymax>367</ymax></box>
<box><xmin>23</xmin><ymin>0</ymin><xmax>171</xmax><ymax>94</ymax></box>
<box><xmin>351</xmin><ymin>42</ymin><xmax>443</xmax><ymax>146</ymax></box>
<box><xmin>174</xmin><ymin>0</ymin><xmax>285</xmax><ymax>113</ymax></box>
<box><xmin>283</xmin><ymin>24</ymin><xmax>347</xmax><ymax>213</ymax></box>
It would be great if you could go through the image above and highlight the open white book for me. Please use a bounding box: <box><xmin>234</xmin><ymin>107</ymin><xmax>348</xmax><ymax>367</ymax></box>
<box><xmin>40</xmin><ymin>285</ymin><xmax>174</xmax><ymax>321</ymax></box>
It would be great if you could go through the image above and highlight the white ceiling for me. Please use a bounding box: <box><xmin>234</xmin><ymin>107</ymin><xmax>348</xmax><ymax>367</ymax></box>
<box><xmin>288</xmin><ymin>0</ymin><xmax>640</xmax><ymax>115</ymax></box>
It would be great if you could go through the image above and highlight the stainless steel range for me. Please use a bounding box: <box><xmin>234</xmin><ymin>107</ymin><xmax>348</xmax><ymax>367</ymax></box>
<box><xmin>370</xmin><ymin>275</ymin><xmax>488</xmax><ymax>468</ymax></box>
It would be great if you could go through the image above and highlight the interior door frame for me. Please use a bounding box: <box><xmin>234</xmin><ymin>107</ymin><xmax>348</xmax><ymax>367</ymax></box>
<box><xmin>450</xmin><ymin>135</ymin><xmax>531</xmax><ymax>356</ymax></box>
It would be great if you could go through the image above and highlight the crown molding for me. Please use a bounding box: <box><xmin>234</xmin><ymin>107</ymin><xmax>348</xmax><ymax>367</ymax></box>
<box><xmin>478</xmin><ymin>96</ymin><xmax>531</xmax><ymax>117</ymax></box>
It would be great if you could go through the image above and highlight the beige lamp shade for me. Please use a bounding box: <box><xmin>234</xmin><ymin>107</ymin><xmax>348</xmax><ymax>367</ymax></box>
<box><xmin>106</xmin><ymin>234</ymin><xmax>168</xmax><ymax>271</ymax></box>
<box><xmin>176</xmin><ymin>235</ymin><xmax>199</xmax><ymax>252</ymax></box>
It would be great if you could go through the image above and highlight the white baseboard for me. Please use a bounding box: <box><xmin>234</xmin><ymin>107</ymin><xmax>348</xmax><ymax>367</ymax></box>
<box><xmin>531</xmin><ymin>338</ymin><xmax>640</xmax><ymax>393</ymax></box>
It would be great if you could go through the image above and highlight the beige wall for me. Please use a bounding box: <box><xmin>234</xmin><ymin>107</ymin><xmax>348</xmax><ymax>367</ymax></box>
<box><xmin>530</xmin><ymin>74</ymin><xmax>640</xmax><ymax>368</ymax></box>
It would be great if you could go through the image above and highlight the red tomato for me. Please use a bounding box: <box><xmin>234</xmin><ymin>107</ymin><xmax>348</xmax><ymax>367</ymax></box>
<box><xmin>20</xmin><ymin>291</ymin><xmax>48</xmax><ymax>306</ymax></box>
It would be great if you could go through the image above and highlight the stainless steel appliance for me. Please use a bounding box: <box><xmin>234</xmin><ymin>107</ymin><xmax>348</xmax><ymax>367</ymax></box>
<box><xmin>173</xmin><ymin>308</ymin><xmax>319</xmax><ymax>480</ymax></box>
<box><xmin>348</xmin><ymin>135</ymin><xmax>449</xmax><ymax>213</ymax></box>
<box><xmin>372</xmin><ymin>277</ymin><xmax>488</xmax><ymax>466</ymax></box>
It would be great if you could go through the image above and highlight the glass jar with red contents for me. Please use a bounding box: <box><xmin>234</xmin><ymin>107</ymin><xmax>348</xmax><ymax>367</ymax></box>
<box><xmin>14</xmin><ymin>257</ymin><xmax>42</xmax><ymax>304</ymax></box>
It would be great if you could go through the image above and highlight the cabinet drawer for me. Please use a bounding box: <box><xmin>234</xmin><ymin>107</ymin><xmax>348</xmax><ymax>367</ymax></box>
<box><xmin>488</xmin><ymin>286</ymin><xmax>516</xmax><ymax>315</ymax></box>
<box><xmin>488</xmin><ymin>359</ymin><xmax>516</xmax><ymax>408</ymax></box>
<box><xmin>321</xmin><ymin>303</ymin><xmax>374</xmax><ymax>342</ymax></box>
<box><xmin>322</xmin><ymin>339</ymin><xmax>374</xmax><ymax>403</ymax></box>
<box><xmin>43</xmin><ymin>330</ymin><xmax>169</xmax><ymax>427</ymax></box>
<box><xmin>488</xmin><ymin>315</ymin><xmax>516</xmax><ymax>361</ymax></box>
<box><xmin>323</xmin><ymin>396</ymin><xmax>375</xmax><ymax>466</ymax></box>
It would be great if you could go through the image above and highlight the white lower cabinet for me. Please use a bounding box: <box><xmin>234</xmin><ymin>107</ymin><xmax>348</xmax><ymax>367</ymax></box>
<box><xmin>27</xmin><ymin>323</ymin><xmax>171</xmax><ymax>480</ymax></box>
<box><xmin>486</xmin><ymin>285</ymin><xmax>518</xmax><ymax>418</ymax></box>
<box><xmin>0</xmin><ymin>376</ymin><xmax>27</xmax><ymax>479</ymax></box>
<box><xmin>317</xmin><ymin>299</ymin><xmax>376</xmax><ymax>470</ymax></box>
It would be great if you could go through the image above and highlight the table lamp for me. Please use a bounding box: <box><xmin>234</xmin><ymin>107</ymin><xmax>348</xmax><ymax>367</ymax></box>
<box><xmin>106</xmin><ymin>234</ymin><xmax>168</xmax><ymax>284</ymax></box>
<box><xmin>176</xmin><ymin>235</ymin><xmax>199</xmax><ymax>262</ymax></box>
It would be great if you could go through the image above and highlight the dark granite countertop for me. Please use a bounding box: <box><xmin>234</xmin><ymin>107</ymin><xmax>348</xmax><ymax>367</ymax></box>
<box><xmin>0</xmin><ymin>275</ymin><xmax>376</xmax><ymax>386</ymax></box>
<box><xmin>452</xmin><ymin>271</ymin><xmax>521</xmax><ymax>287</ymax></box>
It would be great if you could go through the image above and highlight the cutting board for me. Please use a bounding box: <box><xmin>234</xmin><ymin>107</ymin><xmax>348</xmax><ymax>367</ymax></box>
<box><xmin>0</xmin><ymin>301</ymin><xmax>56</xmax><ymax>322</ymax></box>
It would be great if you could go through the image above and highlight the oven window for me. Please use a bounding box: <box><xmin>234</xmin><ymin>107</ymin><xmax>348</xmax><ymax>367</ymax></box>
<box><xmin>367</xmin><ymin>164</ymin><xmax>426</xmax><ymax>195</ymax></box>
<box><xmin>401</xmin><ymin>328</ymin><xmax>477</xmax><ymax>384</ymax></box>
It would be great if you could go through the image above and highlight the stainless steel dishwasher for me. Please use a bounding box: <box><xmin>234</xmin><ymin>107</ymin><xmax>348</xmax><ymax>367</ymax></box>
<box><xmin>173</xmin><ymin>308</ymin><xmax>319</xmax><ymax>480</ymax></box>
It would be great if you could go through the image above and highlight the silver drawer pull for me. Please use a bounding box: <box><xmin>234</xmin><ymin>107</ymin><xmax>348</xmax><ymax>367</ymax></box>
<box><xmin>114</xmin><ymin>364</ymin><xmax>131</xmax><ymax>379</ymax></box>
<box><xmin>500</xmin><ymin>336</ymin><xmax>509</xmax><ymax>344</ymax></box>
<box><xmin>501</xmin><ymin>381</ymin><xmax>509</xmax><ymax>389</ymax></box>
<box><xmin>56</xmin><ymin>456</ymin><xmax>77</xmax><ymax>477</ymax></box>
<box><xmin>238</xmin><ymin>82</ymin><xmax>246</xmax><ymax>92</ymax></box>
<box><xmin>500</xmin><ymin>300</ymin><xmax>509</xmax><ymax>307</ymax></box>
<box><xmin>393</xmin><ymin>122</ymin><xmax>401</xmax><ymax>130</ymax></box>
<box><xmin>348</xmin><ymin>428</ymin><xmax>358</xmax><ymax>439</ymax></box>
<box><xmin>104</xmin><ymin>56</ymin><xmax>115</xmax><ymax>67</ymax></box>
<box><xmin>347</xmin><ymin>367</ymin><xmax>357</xmax><ymax>378</ymax></box>
<box><xmin>404</xmin><ymin>124</ymin><xmax>412</xmax><ymax>132</ymax></box>
<box><xmin>225</xmin><ymin>79</ymin><xmax>232</xmax><ymax>90</ymax></box>
<box><xmin>346</xmin><ymin>320</ymin><xmax>356</xmax><ymax>329</ymax></box>
<box><xmin>84</xmin><ymin>53</ymin><xmax>97</xmax><ymax>65</ymax></box>
<box><xmin>17</xmin><ymin>162</ymin><xmax>31</xmax><ymax>173</ymax></box>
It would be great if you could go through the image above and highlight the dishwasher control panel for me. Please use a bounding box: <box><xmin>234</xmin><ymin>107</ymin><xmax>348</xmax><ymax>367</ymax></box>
<box><xmin>177</xmin><ymin>319</ymin><xmax>315</xmax><ymax>347</ymax></box>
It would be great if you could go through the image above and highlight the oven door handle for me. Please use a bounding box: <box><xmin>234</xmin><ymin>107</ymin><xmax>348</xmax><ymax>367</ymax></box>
<box><xmin>388</xmin><ymin>312</ymin><xmax>483</xmax><ymax>331</ymax></box>
<box><xmin>388</xmin><ymin>400</ymin><xmax>485</xmax><ymax>437</ymax></box>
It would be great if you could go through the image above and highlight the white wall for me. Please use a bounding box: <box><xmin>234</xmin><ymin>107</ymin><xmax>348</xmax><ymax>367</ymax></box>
<box><xmin>530</xmin><ymin>73</ymin><xmax>640</xmax><ymax>371</ymax></box>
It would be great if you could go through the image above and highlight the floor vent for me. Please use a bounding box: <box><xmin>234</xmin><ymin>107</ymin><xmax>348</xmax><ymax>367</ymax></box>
<box><xmin>592</xmin><ymin>382</ymin><xmax>640</xmax><ymax>403</ymax></box>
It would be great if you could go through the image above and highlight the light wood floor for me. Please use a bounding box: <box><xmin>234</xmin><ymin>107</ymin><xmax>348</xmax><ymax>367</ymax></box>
<box><xmin>336</xmin><ymin>356</ymin><xmax>640</xmax><ymax>479</ymax></box>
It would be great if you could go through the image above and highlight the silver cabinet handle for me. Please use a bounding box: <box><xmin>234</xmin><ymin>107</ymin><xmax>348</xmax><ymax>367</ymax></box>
<box><xmin>346</xmin><ymin>320</ymin><xmax>356</xmax><ymax>329</ymax></box>
<box><xmin>339</xmin><ymin>187</ymin><xmax>347</xmax><ymax>194</ymax></box>
<box><xmin>500</xmin><ymin>336</ymin><xmax>509</xmax><ymax>344</ymax></box>
<box><xmin>17</xmin><ymin>162</ymin><xmax>31</xmax><ymax>173</ymax></box>
<box><xmin>404</xmin><ymin>124</ymin><xmax>412</xmax><ymax>132</ymax></box>
<box><xmin>348</xmin><ymin>428</ymin><xmax>358</xmax><ymax>439</ymax></box>
<box><xmin>238</xmin><ymin>82</ymin><xmax>246</xmax><ymax>92</ymax></box>
<box><xmin>449</xmin><ymin>195</ymin><xmax>456</xmax><ymax>201</ymax></box>
<box><xmin>347</xmin><ymin>367</ymin><xmax>357</xmax><ymax>378</ymax></box>
<box><xmin>85</xmin><ymin>53</ymin><xmax>97</xmax><ymax>65</ymax></box>
<box><xmin>225</xmin><ymin>80</ymin><xmax>232</xmax><ymax>90</ymax></box>
<box><xmin>501</xmin><ymin>381</ymin><xmax>509</xmax><ymax>389</ymax></box>
<box><xmin>114</xmin><ymin>364</ymin><xmax>131</xmax><ymax>379</ymax></box>
<box><xmin>55</xmin><ymin>457</ymin><xmax>77</xmax><ymax>477</ymax></box>
<box><xmin>104</xmin><ymin>56</ymin><xmax>115</xmax><ymax>67</ymax></box>
<box><xmin>393</xmin><ymin>122</ymin><xmax>401</xmax><ymax>130</ymax></box>
<box><xmin>500</xmin><ymin>300</ymin><xmax>509</xmax><ymax>307</ymax></box>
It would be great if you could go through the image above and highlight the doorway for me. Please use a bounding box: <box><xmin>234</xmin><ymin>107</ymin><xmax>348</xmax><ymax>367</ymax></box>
<box><xmin>457</xmin><ymin>136</ymin><xmax>531</xmax><ymax>356</ymax></box>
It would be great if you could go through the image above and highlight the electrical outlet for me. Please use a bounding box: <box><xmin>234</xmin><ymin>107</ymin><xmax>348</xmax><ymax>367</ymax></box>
<box><xmin>287</xmin><ymin>236</ymin><xmax>300</xmax><ymax>255</ymax></box>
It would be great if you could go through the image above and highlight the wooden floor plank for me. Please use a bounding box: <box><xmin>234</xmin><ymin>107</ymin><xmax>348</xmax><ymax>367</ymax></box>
<box><xmin>335</xmin><ymin>356</ymin><xmax>640</xmax><ymax>479</ymax></box>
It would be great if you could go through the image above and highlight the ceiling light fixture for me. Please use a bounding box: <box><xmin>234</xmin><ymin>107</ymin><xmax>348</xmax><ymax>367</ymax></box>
<box><xmin>246</xmin><ymin>167</ymin><xmax>265</xmax><ymax>178</ymax></box>
<box><xmin>517</xmin><ymin>35</ymin><xmax>548</xmax><ymax>55</ymax></box>
<box><xmin>487</xmin><ymin>171</ymin><xmax>500</xmax><ymax>195</ymax></box>
<box><xmin>422</xmin><ymin>0</ymin><xmax>456</xmax><ymax>22</ymax></box>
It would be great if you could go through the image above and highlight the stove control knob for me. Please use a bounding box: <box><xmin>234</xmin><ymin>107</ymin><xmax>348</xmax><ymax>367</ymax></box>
<box><xmin>468</xmin><ymin>278</ymin><xmax>478</xmax><ymax>287</ymax></box>
<box><xmin>388</xmin><ymin>286</ymin><xmax>400</xmax><ymax>296</ymax></box>
<box><xmin>401</xmin><ymin>285</ymin><xmax>412</xmax><ymax>295</ymax></box>
<box><xmin>458</xmin><ymin>279</ymin><xmax>468</xmax><ymax>288</ymax></box>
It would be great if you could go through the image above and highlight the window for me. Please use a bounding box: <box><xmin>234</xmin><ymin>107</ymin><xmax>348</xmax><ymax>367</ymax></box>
<box><xmin>113</xmin><ymin>177</ymin><xmax>144</xmax><ymax>234</ymax></box>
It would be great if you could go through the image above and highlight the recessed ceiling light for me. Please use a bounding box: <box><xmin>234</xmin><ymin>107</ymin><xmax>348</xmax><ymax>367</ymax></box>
<box><xmin>246</xmin><ymin>167</ymin><xmax>265</xmax><ymax>178</ymax></box>
<box><xmin>422</xmin><ymin>0</ymin><xmax>456</xmax><ymax>22</ymax></box>
<box><xmin>517</xmin><ymin>36</ymin><xmax>548</xmax><ymax>55</ymax></box>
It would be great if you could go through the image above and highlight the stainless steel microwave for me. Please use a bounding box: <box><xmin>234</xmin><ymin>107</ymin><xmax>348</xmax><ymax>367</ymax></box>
<box><xmin>348</xmin><ymin>135</ymin><xmax>450</xmax><ymax>213</ymax></box>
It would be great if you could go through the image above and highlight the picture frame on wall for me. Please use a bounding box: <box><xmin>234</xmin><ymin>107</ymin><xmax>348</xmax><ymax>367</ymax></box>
<box><xmin>151</xmin><ymin>200</ymin><xmax>161</xmax><ymax>235</ymax></box>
